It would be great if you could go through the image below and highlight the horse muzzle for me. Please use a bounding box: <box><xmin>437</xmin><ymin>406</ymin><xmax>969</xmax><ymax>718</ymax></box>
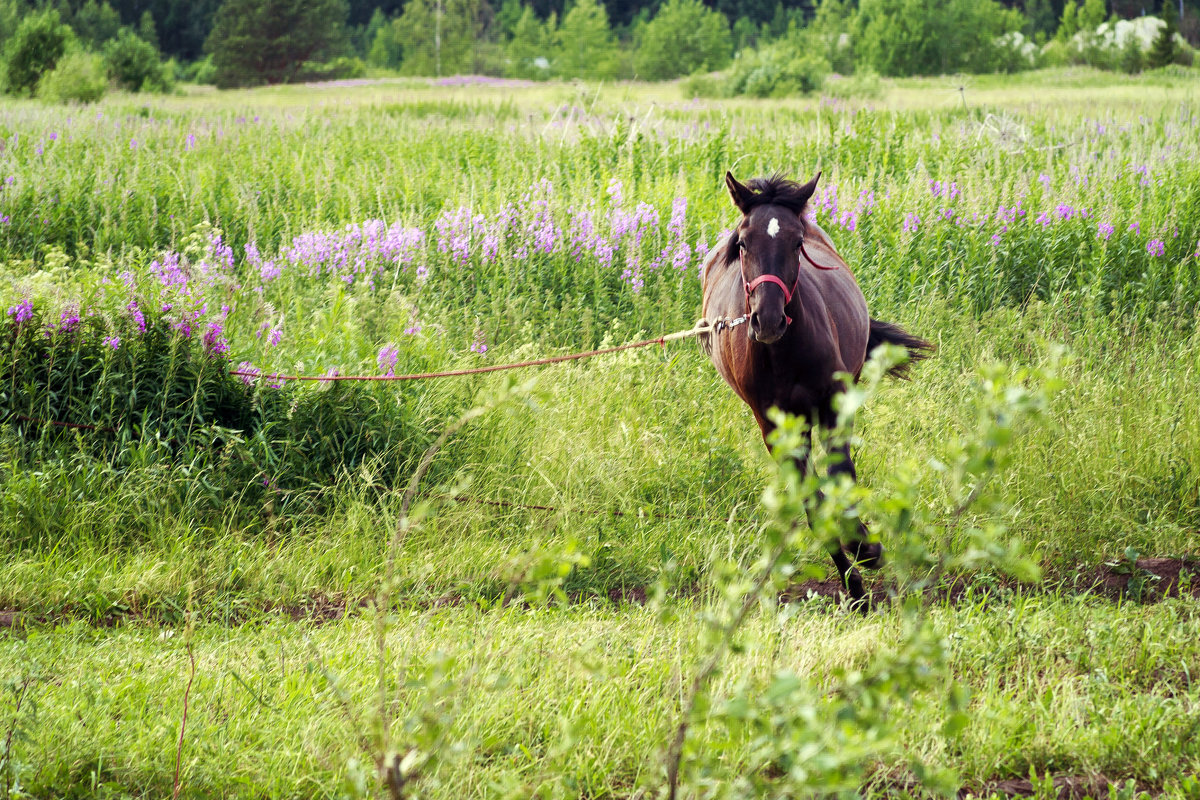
<box><xmin>747</xmin><ymin>308</ymin><xmax>788</xmax><ymax>343</ymax></box>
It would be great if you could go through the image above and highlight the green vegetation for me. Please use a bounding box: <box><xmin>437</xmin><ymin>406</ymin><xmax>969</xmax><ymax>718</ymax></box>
<box><xmin>2</xmin><ymin>71</ymin><xmax>1200</xmax><ymax>797</ymax></box>
<box><xmin>3</xmin><ymin>0</ymin><xmax>1199</xmax><ymax>93</ymax></box>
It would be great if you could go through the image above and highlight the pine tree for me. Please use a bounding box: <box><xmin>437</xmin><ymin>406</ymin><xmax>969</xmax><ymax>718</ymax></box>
<box><xmin>72</xmin><ymin>0</ymin><xmax>121</xmax><ymax>49</ymax></box>
<box><xmin>205</xmin><ymin>0</ymin><xmax>350</xmax><ymax>88</ymax></box>
<box><xmin>1146</xmin><ymin>0</ymin><xmax>1179</xmax><ymax>69</ymax></box>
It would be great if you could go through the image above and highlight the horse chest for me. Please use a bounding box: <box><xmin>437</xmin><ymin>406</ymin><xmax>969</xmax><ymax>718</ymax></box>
<box><xmin>709</xmin><ymin>332</ymin><xmax>836</xmax><ymax>420</ymax></box>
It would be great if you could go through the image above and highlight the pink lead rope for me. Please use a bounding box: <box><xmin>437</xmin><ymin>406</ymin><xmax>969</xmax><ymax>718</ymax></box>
<box><xmin>740</xmin><ymin>240</ymin><xmax>837</xmax><ymax>325</ymax></box>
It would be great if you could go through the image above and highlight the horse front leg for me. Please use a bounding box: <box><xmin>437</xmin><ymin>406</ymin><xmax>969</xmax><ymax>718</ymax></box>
<box><xmin>827</xmin><ymin>441</ymin><xmax>884</xmax><ymax>570</ymax></box>
<box><xmin>784</xmin><ymin>427</ymin><xmax>870</xmax><ymax>612</ymax></box>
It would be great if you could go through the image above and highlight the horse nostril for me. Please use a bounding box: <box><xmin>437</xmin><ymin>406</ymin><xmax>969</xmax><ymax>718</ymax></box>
<box><xmin>749</xmin><ymin>311</ymin><xmax>760</xmax><ymax>330</ymax></box>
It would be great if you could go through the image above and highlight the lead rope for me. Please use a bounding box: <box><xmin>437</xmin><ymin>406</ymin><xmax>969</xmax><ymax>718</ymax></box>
<box><xmin>230</xmin><ymin>317</ymin><xmax>744</xmax><ymax>384</ymax></box>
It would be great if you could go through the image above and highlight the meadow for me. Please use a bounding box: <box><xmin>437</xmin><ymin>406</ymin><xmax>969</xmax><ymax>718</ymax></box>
<box><xmin>2</xmin><ymin>68</ymin><xmax>1200</xmax><ymax>798</ymax></box>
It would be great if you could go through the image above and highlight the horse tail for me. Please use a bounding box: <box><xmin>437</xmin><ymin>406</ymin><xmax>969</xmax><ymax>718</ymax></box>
<box><xmin>867</xmin><ymin>318</ymin><xmax>935</xmax><ymax>379</ymax></box>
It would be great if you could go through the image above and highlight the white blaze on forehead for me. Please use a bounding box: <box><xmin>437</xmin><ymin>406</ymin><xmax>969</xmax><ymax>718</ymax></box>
<box><xmin>767</xmin><ymin>217</ymin><xmax>780</xmax><ymax>238</ymax></box>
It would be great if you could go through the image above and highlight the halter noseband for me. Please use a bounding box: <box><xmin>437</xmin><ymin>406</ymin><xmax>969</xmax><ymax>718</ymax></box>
<box><xmin>740</xmin><ymin>240</ymin><xmax>835</xmax><ymax>326</ymax></box>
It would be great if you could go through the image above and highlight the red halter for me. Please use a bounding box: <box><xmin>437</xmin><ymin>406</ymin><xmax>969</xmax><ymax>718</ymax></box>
<box><xmin>740</xmin><ymin>241</ymin><xmax>836</xmax><ymax>325</ymax></box>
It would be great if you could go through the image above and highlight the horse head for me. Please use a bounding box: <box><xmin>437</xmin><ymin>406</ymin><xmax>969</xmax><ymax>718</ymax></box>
<box><xmin>724</xmin><ymin>171</ymin><xmax>820</xmax><ymax>344</ymax></box>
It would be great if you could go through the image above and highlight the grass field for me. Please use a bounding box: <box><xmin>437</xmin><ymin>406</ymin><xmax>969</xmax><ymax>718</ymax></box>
<box><xmin>2</xmin><ymin>67</ymin><xmax>1200</xmax><ymax>798</ymax></box>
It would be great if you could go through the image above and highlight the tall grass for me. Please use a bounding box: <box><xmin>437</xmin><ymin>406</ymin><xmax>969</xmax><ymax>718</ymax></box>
<box><xmin>1</xmin><ymin>71</ymin><xmax>1198</xmax><ymax>611</ymax></box>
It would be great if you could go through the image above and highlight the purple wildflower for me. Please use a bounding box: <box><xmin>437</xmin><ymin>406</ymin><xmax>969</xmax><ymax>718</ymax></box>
<box><xmin>902</xmin><ymin>213</ymin><xmax>920</xmax><ymax>234</ymax></box>
<box><xmin>1128</xmin><ymin>222</ymin><xmax>1140</xmax><ymax>234</ymax></box>
<box><xmin>104</xmin><ymin>334</ymin><xmax>121</xmax><ymax>350</ymax></box>
<box><xmin>606</xmin><ymin>178</ymin><xmax>624</xmax><ymax>208</ymax></box>
<box><xmin>7</xmin><ymin>299</ymin><xmax>33</xmax><ymax>323</ymax></box>
<box><xmin>470</xmin><ymin>329</ymin><xmax>488</xmax><ymax>354</ymax></box>
<box><xmin>1096</xmin><ymin>222</ymin><xmax>1114</xmax><ymax>241</ymax></box>
<box><xmin>1035</xmin><ymin>212</ymin><xmax>1052</xmax><ymax>227</ymax></box>
<box><xmin>236</xmin><ymin>361</ymin><xmax>260</xmax><ymax>386</ymax></box>
<box><xmin>127</xmin><ymin>301</ymin><xmax>146</xmax><ymax>333</ymax></box>
<box><xmin>377</xmin><ymin>344</ymin><xmax>399</xmax><ymax>375</ymax></box>
<box><xmin>1147</xmin><ymin>239</ymin><xmax>1165</xmax><ymax>257</ymax></box>
<box><xmin>203</xmin><ymin>322</ymin><xmax>230</xmax><ymax>356</ymax></box>
<box><xmin>58</xmin><ymin>306</ymin><xmax>80</xmax><ymax>332</ymax></box>
<box><xmin>668</xmin><ymin>197</ymin><xmax>687</xmax><ymax>240</ymax></box>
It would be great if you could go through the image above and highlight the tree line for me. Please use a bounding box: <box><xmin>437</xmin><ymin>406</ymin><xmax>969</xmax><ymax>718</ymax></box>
<box><xmin>1</xmin><ymin>0</ymin><xmax>1196</xmax><ymax>97</ymax></box>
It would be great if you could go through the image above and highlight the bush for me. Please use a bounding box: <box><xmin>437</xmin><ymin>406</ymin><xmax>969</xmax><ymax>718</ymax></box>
<box><xmin>993</xmin><ymin>31</ymin><xmax>1039</xmax><ymax>72</ymax></box>
<box><xmin>822</xmin><ymin>69</ymin><xmax>884</xmax><ymax>100</ymax></box>
<box><xmin>2</xmin><ymin>9</ymin><xmax>75</xmax><ymax>96</ymax></box>
<box><xmin>680</xmin><ymin>71</ymin><xmax>726</xmax><ymax>98</ymax></box>
<box><xmin>103</xmin><ymin>28</ymin><xmax>171</xmax><ymax>92</ymax></box>
<box><xmin>37</xmin><ymin>49</ymin><xmax>107</xmax><ymax>103</ymax></box>
<box><xmin>726</xmin><ymin>45</ymin><xmax>829</xmax><ymax>97</ymax></box>
<box><xmin>1039</xmin><ymin>38</ymin><xmax>1071</xmax><ymax>67</ymax></box>
<box><xmin>295</xmin><ymin>56</ymin><xmax>367</xmax><ymax>83</ymax></box>
<box><xmin>182</xmin><ymin>55</ymin><xmax>217</xmax><ymax>85</ymax></box>
<box><xmin>633</xmin><ymin>0</ymin><xmax>732</xmax><ymax>81</ymax></box>
<box><xmin>0</xmin><ymin>306</ymin><xmax>427</xmax><ymax>518</ymax></box>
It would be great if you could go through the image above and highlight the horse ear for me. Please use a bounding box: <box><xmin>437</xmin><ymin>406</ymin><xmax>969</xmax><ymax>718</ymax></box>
<box><xmin>725</xmin><ymin>171</ymin><xmax>755</xmax><ymax>213</ymax></box>
<box><xmin>796</xmin><ymin>172</ymin><xmax>821</xmax><ymax>211</ymax></box>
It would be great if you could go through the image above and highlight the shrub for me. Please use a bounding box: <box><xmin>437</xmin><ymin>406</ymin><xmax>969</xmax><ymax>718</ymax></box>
<box><xmin>822</xmin><ymin>68</ymin><xmax>884</xmax><ymax>100</ymax></box>
<box><xmin>680</xmin><ymin>71</ymin><xmax>726</xmax><ymax>98</ymax></box>
<box><xmin>37</xmin><ymin>49</ymin><xmax>107</xmax><ymax>103</ymax></box>
<box><xmin>0</xmin><ymin>305</ymin><xmax>427</xmax><ymax>518</ymax></box>
<box><xmin>103</xmin><ymin>28</ymin><xmax>172</xmax><ymax>92</ymax></box>
<box><xmin>183</xmin><ymin>54</ymin><xmax>217</xmax><ymax>85</ymax></box>
<box><xmin>2</xmin><ymin>9</ymin><xmax>75</xmax><ymax>96</ymax></box>
<box><xmin>993</xmin><ymin>30</ymin><xmax>1039</xmax><ymax>72</ymax></box>
<box><xmin>1039</xmin><ymin>38</ymin><xmax>1071</xmax><ymax>67</ymax></box>
<box><xmin>295</xmin><ymin>56</ymin><xmax>367</xmax><ymax>82</ymax></box>
<box><xmin>633</xmin><ymin>0</ymin><xmax>732</xmax><ymax>81</ymax></box>
<box><xmin>726</xmin><ymin>45</ymin><xmax>829</xmax><ymax>97</ymax></box>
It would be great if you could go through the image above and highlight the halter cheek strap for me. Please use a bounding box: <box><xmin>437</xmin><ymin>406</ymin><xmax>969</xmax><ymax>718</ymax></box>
<box><xmin>740</xmin><ymin>241</ymin><xmax>840</xmax><ymax>326</ymax></box>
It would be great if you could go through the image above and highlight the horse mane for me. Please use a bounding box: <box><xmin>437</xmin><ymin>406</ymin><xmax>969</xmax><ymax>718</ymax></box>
<box><xmin>741</xmin><ymin>174</ymin><xmax>816</xmax><ymax>215</ymax></box>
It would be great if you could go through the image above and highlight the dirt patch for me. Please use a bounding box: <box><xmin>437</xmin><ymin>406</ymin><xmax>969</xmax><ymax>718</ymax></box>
<box><xmin>0</xmin><ymin>610</ymin><xmax>28</xmax><ymax>628</ymax></box>
<box><xmin>3</xmin><ymin>557</ymin><xmax>1197</xmax><ymax>630</ymax></box>
<box><xmin>964</xmin><ymin>775</ymin><xmax>1156</xmax><ymax>798</ymax></box>
<box><xmin>1073</xmin><ymin>557</ymin><xmax>1200</xmax><ymax>602</ymax></box>
<box><xmin>872</xmin><ymin>772</ymin><xmax>1157</xmax><ymax>799</ymax></box>
<box><xmin>779</xmin><ymin>557</ymin><xmax>1200</xmax><ymax>611</ymax></box>
<box><xmin>269</xmin><ymin>594</ymin><xmax>368</xmax><ymax>624</ymax></box>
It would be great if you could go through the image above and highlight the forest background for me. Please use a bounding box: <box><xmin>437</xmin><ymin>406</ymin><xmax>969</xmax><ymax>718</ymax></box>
<box><xmin>1</xmin><ymin>0</ymin><xmax>1198</xmax><ymax>100</ymax></box>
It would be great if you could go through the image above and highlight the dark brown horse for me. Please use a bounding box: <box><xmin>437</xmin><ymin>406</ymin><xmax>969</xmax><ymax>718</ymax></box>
<box><xmin>700</xmin><ymin>172</ymin><xmax>933</xmax><ymax>608</ymax></box>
